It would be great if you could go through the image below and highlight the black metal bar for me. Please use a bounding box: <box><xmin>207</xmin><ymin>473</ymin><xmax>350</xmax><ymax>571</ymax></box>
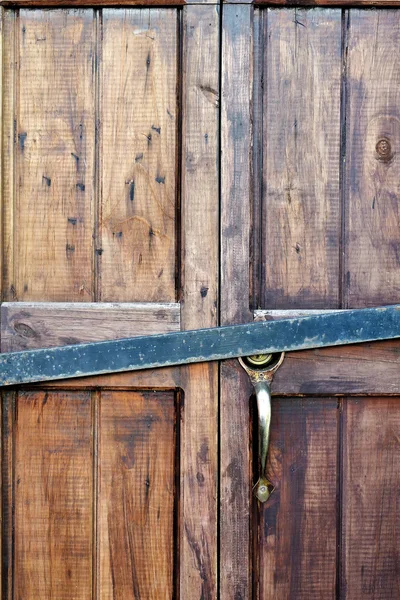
<box><xmin>0</xmin><ymin>305</ymin><xmax>400</xmax><ymax>386</ymax></box>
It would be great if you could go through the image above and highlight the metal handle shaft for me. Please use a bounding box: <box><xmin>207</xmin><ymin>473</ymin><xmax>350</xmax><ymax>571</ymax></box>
<box><xmin>239</xmin><ymin>352</ymin><xmax>285</xmax><ymax>503</ymax></box>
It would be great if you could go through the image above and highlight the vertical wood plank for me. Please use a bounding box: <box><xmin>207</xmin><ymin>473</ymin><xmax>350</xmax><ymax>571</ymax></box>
<box><xmin>14</xmin><ymin>390</ymin><xmax>93</xmax><ymax>599</ymax></box>
<box><xmin>99</xmin><ymin>391</ymin><xmax>175</xmax><ymax>599</ymax></box>
<box><xmin>99</xmin><ymin>9</ymin><xmax>177</xmax><ymax>303</ymax></box>
<box><xmin>343</xmin><ymin>397</ymin><xmax>400</xmax><ymax>599</ymax></box>
<box><xmin>1</xmin><ymin>392</ymin><xmax>15</xmax><ymax>600</ymax></box>
<box><xmin>180</xmin><ymin>6</ymin><xmax>219</xmax><ymax>598</ymax></box>
<box><xmin>2</xmin><ymin>9</ymin><xmax>16</xmax><ymax>303</ymax></box>
<box><xmin>221</xmin><ymin>5</ymin><xmax>253</xmax><ymax>599</ymax></box>
<box><xmin>261</xmin><ymin>398</ymin><xmax>338</xmax><ymax>599</ymax></box>
<box><xmin>262</xmin><ymin>8</ymin><xmax>342</xmax><ymax>309</ymax></box>
<box><xmin>345</xmin><ymin>10</ymin><xmax>400</xmax><ymax>307</ymax></box>
<box><xmin>10</xmin><ymin>10</ymin><xmax>95</xmax><ymax>302</ymax></box>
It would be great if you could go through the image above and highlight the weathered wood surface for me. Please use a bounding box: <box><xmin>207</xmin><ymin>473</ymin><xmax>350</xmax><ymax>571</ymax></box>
<box><xmin>2</xmin><ymin>8</ymin><xmax>179</xmax><ymax>304</ymax></box>
<box><xmin>4</xmin><ymin>10</ymin><xmax>95</xmax><ymax>302</ymax></box>
<box><xmin>342</xmin><ymin>397</ymin><xmax>400</xmax><ymax>599</ymax></box>
<box><xmin>1</xmin><ymin>0</ymin><xmax>217</xmax><ymax>6</ymax></box>
<box><xmin>99</xmin><ymin>390</ymin><xmax>176</xmax><ymax>598</ymax></box>
<box><xmin>100</xmin><ymin>9</ymin><xmax>177</xmax><ymax>302</ymax></box>
<box><xmin>221</xmin><ymin>5</ymin><xmax>253</xmax><ymax>599</ymax></box>
<box><xmin>261</xmin><ymin>8</ymin><xmax>341</xmax><ymax>309</ymax></box>
<box><xmin>14</xmin><ymin>391</ymin><xmax>93</xmax><ymax>599</ymax></box>
<box><xmin>226</xmin><ymin>0</ymin><xmax>400</xmax><ymax>5</ymax></box>
<box><xmin>345</xmin><ymin>10</ymin><xmax>400</xmax><ymax>308</ymax></box>
<box><xmin>255</xmin><ymin>310</ymin><xmax>400</xmax><ymax>395</ymax></box>
<box><xmin>260</xmin><ymin>398</ymin><xmax>337</xmax><ymax>599</ymax></box>
<box><xmin>1</xmin><ymin>302</ymin><xmax>180</xmax><ymax>351</ymax></box>
<box><xmin>1</xmin><ymin>6</ymin><xmax>219</xmax><ymax>599</ymax></box>
<box><xmin>180</xmin><ymin>6</ymin><xmax>219</xmax><ymax>597</ymax></box>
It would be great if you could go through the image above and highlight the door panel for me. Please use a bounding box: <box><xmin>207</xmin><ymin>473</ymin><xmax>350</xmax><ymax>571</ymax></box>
<box><xmin>100</xmin><ymin>9</ymin><xmax>177</xmax><ymax>302</ymax></box>
<box><xmin>3</xmin><ymin>8</ymin><xmax>178</xmax><ymax>304</ymax></box>
<box><xmin>260</xmin><ymin>8</ymin><xmax>341</xmax><ymax>309</ymax></box>
<box><xmin>99</xmin><ymin>390</ymin><xmax>176</xmax><ymax>598</ymax></box>
<box><xmin>343</xmin><ymin>397</ymin><xmax>400</xmax><ymax>600</ymax></box>
<box><xmin>259</xmin><ymin>398</ymin><xmax>338</xmax><ymax>600</ymax></box>
<box><xmin>1</xmin><ymin>4</ymin><xmax>219</xmax><ymax>598</ymax></box>
<box><xmin>13</xmin><ymin>390</ymin><xmax>93</xmax><ymax>600</ymax></box>
<box><xmin>222</xmin><ymin>4</ymin><xmax>400</xmax><ymax>599</ymax></box>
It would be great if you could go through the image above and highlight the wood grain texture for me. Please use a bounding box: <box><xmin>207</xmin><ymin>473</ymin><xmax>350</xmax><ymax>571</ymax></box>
<box><xmin>180</xmin><ymin>6</ymin><xmax>219</xmax><ymax>597</ymax></box>
<box><xmin>220</xmin><ymin>6</ymin><xmax>253</xmax><ymax>599</ymax></box>
<box><xmin>1</xmin><ymin>301</ymin><xmax>180</xmax><ymax>351</ymax></box>
<box><xmin>2</xmin><ymin>9</ymin><xmax>17</xmax><ymax>304</ymax></box>
<box><xmin>99</xmin><ymin>390</ymin><xmax>176</xmax><ymax>599</ymax></box>
<box><xmin>260</xmin><ymin>398</ymin><xmax>337</xmax><ymax>599</ymax></box>
<box><xmin>255</xmin><ymin>310</ymin><xmax>400</xmax><ymax>395</ymax></box>
<box><xmin>99</xmin><ymin>9</ymin><xmax>177</xmax><ymax>302</ymax></box>
<box><xmin>221</xmin><ymin>4</ymin><xmax>253</xmax><ymax>326</ymax></box>
<box><xmin>1</xmin><ymin>0</ymin><xmax>219</xmax><ymax>6</ymax></box>
<box><xmin>1</xmin><ymin>392</ymin><xmax>15</xmax><ymax>600</ymax></box>
<box><xmin>7</xmin><ymin>10</ymin><xmax>96</xmax><ymax>302</ymax></box>
<box><xmin>40</xmin><ymin>366</ymin><xmax>182</xmax><ymax>391</ymax></box>
<box><xmin>262</xmin><ymin>8</ymin><xmax>341</xmax><ymax>309</ymax></box>
<box><xmin>14</xmin><ymin>390</ymin><xmax>93</xmax><ymax>599</ymax></box>
<box><xmin>225</xmin><ymin>0</ymin><xmax>400</xmax><ymax>4</ymax></box>
<box><xmin>342</xmin><ymin>398</ymin><xmax>400</xmax><ymax>599</ymax></box>
<box><xmin>345</xmin><ymin>10</ymin><xmax>400</xmax><ymax>308</ymax></box>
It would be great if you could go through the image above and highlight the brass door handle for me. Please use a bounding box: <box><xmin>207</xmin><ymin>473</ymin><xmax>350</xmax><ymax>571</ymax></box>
<box><xmin>239</xmin><ymin>353</ymin><xmax>285</xmax><ymax>503</ymax></box>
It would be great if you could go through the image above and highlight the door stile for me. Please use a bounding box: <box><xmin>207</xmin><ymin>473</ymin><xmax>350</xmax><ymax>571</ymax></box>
<box><xmin>220</xmin><ymin>5</ymin><xmax>254</xmax><ymax>599</ymax></box>
<box><xmin>180</xmin><ymin>5</ymin><xmax>219</xmax><ymax>597</ymax></box>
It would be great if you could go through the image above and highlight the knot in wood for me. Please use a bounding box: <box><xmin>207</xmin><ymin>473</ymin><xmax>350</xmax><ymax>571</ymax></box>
<box><xmin>375</xmin><ymin>138</ymin><xmax>392</xmax><ymax>162</ymax></box>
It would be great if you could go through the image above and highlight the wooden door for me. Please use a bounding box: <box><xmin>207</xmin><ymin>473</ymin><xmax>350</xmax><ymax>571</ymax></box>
<box><xmin>221</xmin><ymin>3</ymin><xmax>400</xmax><ymax>599</ymax></box>
<box><xmin>0</xmin><ymin>4</ymin><xmax>219</xmax><ymax>598</ymax></box>
<box><xmin>1</xmin><ymin>1</ymin><xmax>400</xmax><ymax>599</ymax></box>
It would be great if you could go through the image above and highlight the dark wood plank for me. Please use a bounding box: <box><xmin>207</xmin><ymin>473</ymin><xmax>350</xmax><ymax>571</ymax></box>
<box><xmin>99</xmin><ymin>390</ymin><xmax>175</xmax><ymax>598</ymax></box>
<box><xmin>1</xmin><ymin>302</ymin><xmax>180</xmax><ymax>351</ymax></box>
<box><xmin>1</xmin><ymin>392</ymin><xmax>15</xmax><ymax>600</ymax></box>
<box><xmin>99</xmin><ymin>9</ymin><xmax>177</xmax><ymax>302</ymax></box>
<box><xmin>6</xmin><ymin>10</ymin><xmax>95</xmax><ymax>302</ymax></box>
<box><xmin>345</xmin><ymin>10</ymin><xmax>400</xmax><ymax>308</ymax></box>
<box><xmin>262</xmin><ymin>8</ymin><xmax>341</xmax><ymax>309</ymax></box>
<box><xmin>260</xmin><ymin>398</ymin><xmax>337</xmax><ymax>599</ymax></box>
<box><xmin>343</xmin><ymin>397</ymin><xmax>400</xmax><ymax>599</ymax></box>
<box><xmin>180</xmin><ymin>5</ymin><xmax>219</xmax><ymax>598</ymax></box>
<box><xmin>221</xmin><ymin>5</ymin><xmax>253</xmax><ymax>599</ymax></box>
<box><xmin>14</xmin><ymin>390</ymin><xmax>93</xmax><ymax>599</ymax></box>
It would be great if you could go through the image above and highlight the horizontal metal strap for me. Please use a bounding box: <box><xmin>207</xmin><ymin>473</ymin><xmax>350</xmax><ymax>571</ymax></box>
<box><xmin>0</xmin><ymin>305</ymin><xmax>399</xmax><ymax>386</ymax></box>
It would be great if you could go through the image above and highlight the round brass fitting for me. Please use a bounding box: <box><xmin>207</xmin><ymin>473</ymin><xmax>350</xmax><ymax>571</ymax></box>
<box><xmin>241</xmin><ymin>352</ymin><xmax>284</xmax><ymax>372</ymax></box>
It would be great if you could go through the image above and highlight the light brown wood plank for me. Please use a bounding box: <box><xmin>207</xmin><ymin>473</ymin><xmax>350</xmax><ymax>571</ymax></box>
<box><xmin>99</xmin><ymin>9</ymin><xmax>177</xmax><ymax>302</ymax></box>
<box><xmin>262</xmin><ymin>8</ymin><xmax>341</xmax><ymax>309</ymax></box>
<box><xmin>345</xmin><ymin>10</ymin><xmax>400</xmax><ymax>308</ymax></box>
<box><xmin>2</xmin><ymin>9</ymin><xmax>16</xmax><ymax>303</ymax></box>
<box><xmin>38</xmin><ymin>367</ymin><xmax>182</xmax><ymax>391</ymax></box>
<box><xmin>8</xmin><ymin>10</ymin><xmax>96</xmax><ymax>302</ymax></box>
<box><xmin>343</xmin><ymin>397</ymin><xmax>400</xmax><ymax>598</ymax></box>
<box><xmin>99</xmin><ymin>390</ymin><xmax>175</xmax><ymax>599</ymax></box>
<box><xmin>260</xmin><ymin>398</ymin><xmax>337</xmax><ymax>599</ymax></box>
<box><xmin>179</xmin><ymin>6</ymin><xmax>219</xmax><ymax>597</ymax></box>
<box><xmin>14</xmin><ymin>390</ymin><xmax>93</xmax><ymax>599</ymax></box>
<box><xmin>1</xmin><ymin>301</ymin><xmax>180</xmax><ymax>351</ymax></box>
<box><xmin>1</xmin><ymin>0</ymin><xmax>220</xmax><ymax>6</ymax></box>
<box><xmin>221</xmin><ymin>6</ymin><xmax>253</xmax><ymax>599</ymax></box>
